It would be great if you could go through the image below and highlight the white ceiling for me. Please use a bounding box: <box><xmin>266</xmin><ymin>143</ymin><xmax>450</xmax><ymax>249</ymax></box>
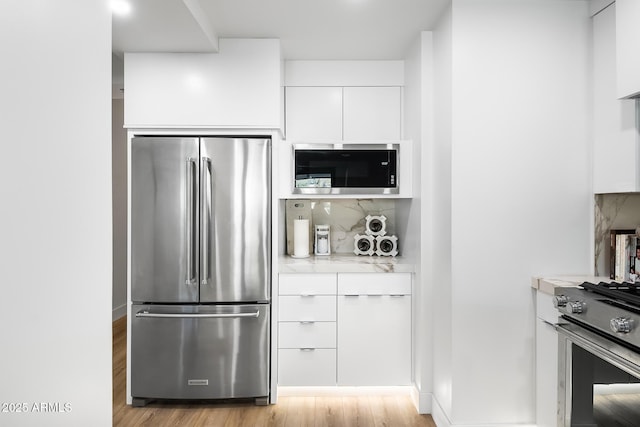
<box><xmin>112</xmin><ymin>0</ymin><xmax>451</xmax><ymax>61</ymax></box>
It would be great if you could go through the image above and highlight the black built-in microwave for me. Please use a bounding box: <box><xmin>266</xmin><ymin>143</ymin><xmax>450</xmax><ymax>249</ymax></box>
<box><xmin>293</xmin><ymin>144</ymin><xmax>399</xmax><ymax>195</ymax></box>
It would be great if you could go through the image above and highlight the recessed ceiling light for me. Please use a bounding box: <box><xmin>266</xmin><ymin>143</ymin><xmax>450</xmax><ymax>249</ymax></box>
<box><xmin>111</xmin><ymin>0</ymin><xmax>132</xmax><ymax>16</ymax></box>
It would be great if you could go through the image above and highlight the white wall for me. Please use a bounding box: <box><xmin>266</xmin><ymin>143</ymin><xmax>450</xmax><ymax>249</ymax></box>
<box><xmin>113</xmin><ymin>99</ymin><xmax>127</xmax><ymax>320</ymax></box>
<box><xmin>432</xmin><ymin>0</ymin><xmax>592</xmax><ymax>424</ymax></box>
<box><xmin>403</xmin><ymin>32</ymin><xmax>436</xmax><ymax>413</ymax></box>
<box><xmin>432</xmin><ymin>4</ymin><xmax>454</xmax><ymax>420</ymax></box>
<box><xmin>0</xmin><ymin>1</ymin><xmax>112</xmax><ymax>426</ymax></box>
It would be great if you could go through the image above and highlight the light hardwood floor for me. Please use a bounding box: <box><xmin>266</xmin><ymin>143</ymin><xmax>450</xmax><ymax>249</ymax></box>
<box><xmin>113</xmin><ymin>317</ymin><xmax>437</xmax><ymax>426</ymax></box>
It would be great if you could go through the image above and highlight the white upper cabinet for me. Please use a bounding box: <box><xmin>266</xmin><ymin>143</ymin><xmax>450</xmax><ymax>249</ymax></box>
<box><xmin>616</xmin><ymin>0</ymin><xmax>640</xmax><ymax>99</ymax></box>
<box><xmin>285</xmin><ymin>87</ymin><xmax>343</xmax><ymax>141</ymax></box>
<box><xmin>124</xmin><ymin>39</ymin><xmax>282</xmax><ymax>129</ymax></box>
<box><xmin>592</xmin><ymin>3</ymin><xmax>639</xmax><ymax>193</ymax></box>
<box><xmin>285</xmin><ymin>86</ymin><xmax>402</xmax><ymax>141</ymax></box>
<box><xmin>283</xmin><ymin>60</ymin><xmax>404</xmax><ymax>142</ymax></box>
<box><xmin>343</xmin><ymin>87</ymin><xmax>401</xmax><ymax>141</ymax></box>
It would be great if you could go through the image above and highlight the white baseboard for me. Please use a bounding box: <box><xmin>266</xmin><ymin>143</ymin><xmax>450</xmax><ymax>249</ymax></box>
<box><xmin>431</xmin><ymin>398</ymin><xmax>452</xmax><ymax>427</ymax></box>
<box><xmin>277</xmin><ymin>386</ymin><xmax>413</xmax><ymax>397</ymax></box>
<box><xmin>410</xmin><ymin>385</ymin><xmax>432</xmax><ymax>414</ymax></box>
<box><xmin>430</xmin><ymin>396</ymin><xmax>536</xmax><ymax>427</ymax></box>
<box><xmin>112</xmin><ymin>303</ymin><xmax>127</xmax><ymax>321</ymax></box>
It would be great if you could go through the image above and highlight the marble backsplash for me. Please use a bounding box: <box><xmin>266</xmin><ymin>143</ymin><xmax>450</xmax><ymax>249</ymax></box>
<box><xmin>594</xmin><ymin>193</ymin><xmax>640</xmax><ymax>276</ymax></box>
<box><xmin>285</xmin><ymin>199</ymin><xmax>396</xmax><ymax>255</ymax></box>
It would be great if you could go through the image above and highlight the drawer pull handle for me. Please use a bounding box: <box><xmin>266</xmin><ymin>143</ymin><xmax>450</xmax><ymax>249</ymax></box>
<box><xmin>344</xmin><ymin>294</ymin><xmax>360</xmax><ymax>297</ymax></box>
<box><xmin>299</xmin><ymin>321</ymin><xmax>315</xmax><ymax>324</ymax></box>
<box><xmin>300</xmin><ymin>294</ymin><xmax>316</xmax><ymax>297</ymax></box>
<box><xmin>300</xmin><ymin>348</ymin><xmax>316</xmax><ymax>351</ymax></box>
<box><xmin>390</xmin><ymin>294</ymin><xmax>407</xmax><ymax>297</ymax></box>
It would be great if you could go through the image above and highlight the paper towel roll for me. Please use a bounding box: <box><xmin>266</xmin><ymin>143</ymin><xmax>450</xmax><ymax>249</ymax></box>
<box><xmin>293</xmin><ymin>219</ymin><xmax>310</xmax><ymax>258</ymax></box>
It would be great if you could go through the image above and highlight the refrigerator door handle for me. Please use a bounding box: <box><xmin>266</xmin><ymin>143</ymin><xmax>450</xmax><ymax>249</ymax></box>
<box><xmin>201</xmin><ymin>157</ymin><xmax>212</xmax><ymax>286</ymax></box>
<box><xmin>186</xmin><ymin>157</ymin><xmax>197</xmax><ymax>285</ymax></box>
<box><xmin>135</xmin><ymin>310</ymin><xmax>260</xmax><ymax>319</ymax></box>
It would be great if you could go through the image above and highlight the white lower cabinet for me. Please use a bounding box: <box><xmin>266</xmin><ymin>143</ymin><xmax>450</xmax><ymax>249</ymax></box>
<box><xmin>535</xmin><ymin>290</ymin><xmax>559</xmax><ymax>427</ymax></box>
<box><xmin>337</xmin><ymin>273</ymin><xmax>411</xmax><ymax>385</ymax></box>
<box><xmin>278</xmin><ymin>273</ymin><xmax>337</xmax><ymax>386</ymax></box>
<box><xmin>277</xmin><ymin>272</ymin><xmax>412</xmax><ymax>387</ymax></box>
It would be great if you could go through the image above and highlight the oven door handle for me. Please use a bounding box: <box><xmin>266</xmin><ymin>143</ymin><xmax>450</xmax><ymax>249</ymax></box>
<box><xmin>556</xmin><ymin>322</ymin><xmax>640</xmax><ymax>378</ymax></box>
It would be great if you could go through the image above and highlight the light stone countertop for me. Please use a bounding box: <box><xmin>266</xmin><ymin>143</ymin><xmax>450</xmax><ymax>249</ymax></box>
<box><xmin>531</xmin><ymin>275</ymin><xmax>612</xmax><ymax>295</ymax></box>
<box><xmin>278</xmin><ymin>254</ymin><xmax>415</xmax><ymax>274</ymax></box>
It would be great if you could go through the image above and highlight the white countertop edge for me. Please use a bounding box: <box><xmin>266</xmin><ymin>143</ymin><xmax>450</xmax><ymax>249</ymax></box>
<box><xmin>531</xmin><ymin>275</ymin><xmax>611</xmax><ymax>295</ymax></box>
<box><xmin>278</xmin><ymin>254</ymin><xmax>415</xmax><ymax>274</ymax></box>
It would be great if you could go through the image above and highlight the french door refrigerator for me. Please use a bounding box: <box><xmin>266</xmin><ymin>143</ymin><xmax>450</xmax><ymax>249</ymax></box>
<box><xmin>130</xmin><ymin>136</ymin><xmax>271</xmax><ymax>406</ymax></box>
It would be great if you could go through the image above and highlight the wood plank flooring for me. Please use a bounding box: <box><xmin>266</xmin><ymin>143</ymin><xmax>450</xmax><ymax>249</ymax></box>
<box><xmin>113</xmin><ymin>317</ymin><xmax>436</xmax><ymax>426</ymax></box>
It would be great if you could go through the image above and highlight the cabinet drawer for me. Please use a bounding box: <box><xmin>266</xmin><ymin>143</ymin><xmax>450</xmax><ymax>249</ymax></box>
<box><xmin>279</xmin><ymin>273</ymin><xmax>337</xmax><ymax>295</ymax></box>
<box><xmin>278</xmin><ymin>321</ymin><xmax>336</xmax><ymax>349</ymax></box>
<box><xmin>279</xmin><ymin>295</ymin><xmax>336</xmax><ymax>321</ymax></box>
<box><xmin>338</xmin><ymin>273</ymin><xmax>411</xmax><ymax>295</ymax></box>
<box><xmin>278</xmin><ymin>349</ymin><xmax>337</xmax><ymax>386</ymax></box>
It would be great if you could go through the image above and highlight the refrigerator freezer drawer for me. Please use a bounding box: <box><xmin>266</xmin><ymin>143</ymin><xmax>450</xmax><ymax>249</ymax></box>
<box><xmin>131</xmin><ymin>304</ymin><xmax>270</xmax><ymax>400</ymax></box>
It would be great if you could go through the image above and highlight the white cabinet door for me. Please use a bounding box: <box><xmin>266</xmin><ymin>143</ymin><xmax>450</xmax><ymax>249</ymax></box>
<box><xmin>343</xmin><ymin>87</ymin><xmax>401</xmax><ymax>141</ymax></box>
<box><xmin>616</xmin><ymin>0</ymin><xmax>640</xmax><ymax>99</ymax></box>
<box><xmin>285</xmin><ymin>86</ymin><xmax>402</xmax><ymax>141</ymax></box>
<box><xmin>536</xmin><ymin>291</ymin><xmax>559</xmax><ymax>427</ymax></box>
<box><xmin>285</xmin><ymin>87</ymin><xmax>343</xmax><ymax>140</ymax></box>
<box><xmin>536</xmin><ymin>317</ymin><xmax>558</xmax><ymax>427</ymax></box>
<box><xmin>278</xmin><ymin>349</ymin><xmax>337</xmax><ymax>386</ymax></box>
<box><xmin>593</xmin><ymin>4</ymin><xmax>639</xmax><ymax>193</ymax></box>
<box><xmin>337</xmin><ymin>293</ymin><xmax>411</xmax><ymax>385</ymax></box>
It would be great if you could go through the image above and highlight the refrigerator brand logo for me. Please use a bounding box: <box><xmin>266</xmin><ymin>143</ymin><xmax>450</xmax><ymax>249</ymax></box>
<box><xmin>188</xmin><ymin>379</ymin><xmax>209</xmax><ymax>386</ymax></box>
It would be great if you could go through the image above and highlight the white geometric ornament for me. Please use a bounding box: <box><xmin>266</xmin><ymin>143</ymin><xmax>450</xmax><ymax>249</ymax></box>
<box><xmin>375</xmin><ymin>235</ymin><xmax>398</xmax><ymax>257</ymax></box>
<box><xmin>365</xmin><ymin>214</ymin><xmax>387</xmax><ymax>236</ymax></box>
<box><xmin>353</xmin><ymin>234</ymin><xmax>375</xmax><ymax>256</ymax></box>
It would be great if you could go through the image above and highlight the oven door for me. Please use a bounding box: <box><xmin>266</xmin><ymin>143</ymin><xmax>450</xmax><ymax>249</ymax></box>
<box><xmin>557</xmin><ymin>321</ymin><xmax>640</xmax><ymax>427</ymax></box>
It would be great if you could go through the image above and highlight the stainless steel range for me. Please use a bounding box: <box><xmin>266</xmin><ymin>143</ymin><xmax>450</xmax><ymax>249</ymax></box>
<box><xmin>554</xmin><ymin>282</ymin><xmax>640</xmax><ymax>426</ymax></box>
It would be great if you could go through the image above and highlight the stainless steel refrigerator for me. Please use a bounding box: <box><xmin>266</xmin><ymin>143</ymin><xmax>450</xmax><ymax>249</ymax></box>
<box><xmin>130</xmin><ymin>136</ymin><xmax>271</xmax><ymax>406</ymax></box>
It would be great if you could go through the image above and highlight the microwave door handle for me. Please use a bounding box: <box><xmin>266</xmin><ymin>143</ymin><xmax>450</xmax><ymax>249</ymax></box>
<box><xmin>185</xmin><ymin>158</ymin><xmax>197</xmax><ymax>285</ymax></box>
<box><xmin>201</xmin><ymin>157</ymin><xmax>212</xmax><ymax>286</ymax></box>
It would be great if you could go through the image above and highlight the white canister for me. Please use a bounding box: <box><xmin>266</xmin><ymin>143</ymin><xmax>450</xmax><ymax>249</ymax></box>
<box><xmin>293</xmin><ymin>219</ymin><xmax>310</xmax><ymax>258</ymax></box>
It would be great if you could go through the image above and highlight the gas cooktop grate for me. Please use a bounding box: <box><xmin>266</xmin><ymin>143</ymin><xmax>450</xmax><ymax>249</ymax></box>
<box><xmin>581</xmin><ymin>281</ymin><xmax>640</xmax><ymax>307</ymax></box>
